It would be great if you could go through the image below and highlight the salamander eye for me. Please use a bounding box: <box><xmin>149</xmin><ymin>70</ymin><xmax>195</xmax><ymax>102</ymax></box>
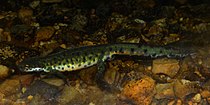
<box><xmin>24</xmin><ymin>65</ymin><xmax>30</xmax><ymax>70</ymax></box>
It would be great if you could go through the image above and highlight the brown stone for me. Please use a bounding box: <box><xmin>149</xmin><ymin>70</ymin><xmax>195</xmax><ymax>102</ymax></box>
<box><xmin>152</xmin><ymin>58</ymin><xmax>180</xmax><ymax>77</ymax></box>
<box><xmin>0</xmin><ymin>65</ymin><xmax>10</xmax><ymax>79</ymax></box>
<box><xmin>121</xmin><ymin>76</ymin><xmax>155</xmax><ymax>105</ymax></box>
<box><xmin>155</xmin><ymin>83</ymin><xmax>175</xmax><ymax>99</ymax></box>
<box><xmin>18</xmin><ymin>7</ymin><xmax>33</xmax><ymax>24</ymax></box>
<box><xmin>35</xmin><ymin>26</ymin><xmax>55</xmax><ymax>42</ymax></box>
<box><xmin>174</xmin><ymin>79</ymin><xmax>199</xmax><ymax>99</ymax></box>
<box><xmin>201</xmin><ymin>90</ymin><xmax>210</xmax><ymax>98</ymax></box>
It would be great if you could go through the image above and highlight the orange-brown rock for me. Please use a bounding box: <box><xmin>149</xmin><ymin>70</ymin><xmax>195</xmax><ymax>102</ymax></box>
<box><xmin>121</xmin><ymin>76</ymin><xmax>155</xmax><ymax>105</ymax></box>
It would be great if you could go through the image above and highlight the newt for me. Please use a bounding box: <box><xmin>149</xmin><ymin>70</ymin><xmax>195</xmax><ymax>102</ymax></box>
<box><xmin>17</xmin><ymin>43</ymin><xmax>193</xmax><ymax>90</ymax></box>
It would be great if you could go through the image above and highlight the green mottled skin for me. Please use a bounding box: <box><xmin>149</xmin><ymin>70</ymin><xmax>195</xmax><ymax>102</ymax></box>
<box><xmin>18</xmin><ymin>43</ymin><xmax>191</xmax><ymax>72</ymax></box>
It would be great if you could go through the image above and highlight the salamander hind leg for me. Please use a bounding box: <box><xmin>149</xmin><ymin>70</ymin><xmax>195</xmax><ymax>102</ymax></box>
<box><xmin>95</xmin><ymin>55</ymin><xmax>118</xmax><ymax>92</ymax></box>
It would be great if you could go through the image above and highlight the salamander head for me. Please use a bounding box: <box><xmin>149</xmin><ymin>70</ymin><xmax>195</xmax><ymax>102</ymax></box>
<box><xmin>17</xmin><ymin>58</ymin><xmax>48</xmax><ymax>72</ymax></box>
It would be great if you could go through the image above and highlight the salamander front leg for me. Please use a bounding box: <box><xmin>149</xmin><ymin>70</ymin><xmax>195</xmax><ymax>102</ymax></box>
<box><xmin>45</xmin><ymin>69</ymin><xmax>70</xmax><ymax>86</ymax></box>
